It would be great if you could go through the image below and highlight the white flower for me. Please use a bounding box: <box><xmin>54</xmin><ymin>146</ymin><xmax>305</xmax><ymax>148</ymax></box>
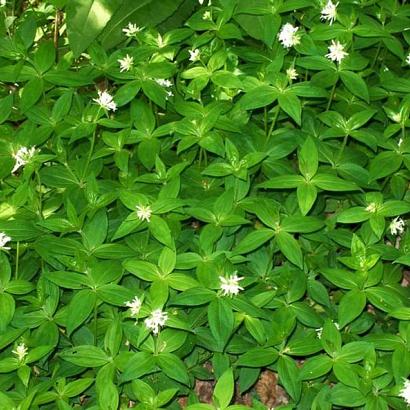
<box><xmin>326</xmin><ymin>40</ymin><xmax>348</xmax><ymax>63</ymax></box>
<box><xmin>390</xmin><ymin>217</ymin><xmax>405</xmax><ymax>236</ymax></box>
<box><xmin>189</xmin><ymin>49</ymin><xmax>201</xmax><ymax>62</ymax></box>
<box><xmin>278</xmin><ymin>23</ymin><xmax>300</xmax><ymax>48</ymax></box>
<box><xmin>365</xmin><ymin>202</ymin><xmax>377</xmax><ymax>213</ymax></box>
<box><xmin>406</xmin><ymin>53</ymin><xmax>410</xmax><ymax>65</ymax></box>
<box><xmin>0</xmin><ymin>0</ymin><xmax>6</xmax><ymax>7</ymax></box>
<box><xmin>315</xmin><ymin>327</ymin><xmax>323</xmax><ymax>339</ymax></box>
<box><xmin>286</xmin><ymin>67</ymin><xmax>298</xmax><ymax>80</ymax></box>
<box><xmin>198</xmin><ymin>0</ymin><xmax>211</xmax><ymax>4</ymax></box>
<box><xmin>0</xmin><ymin>232</ymin><xmax>11</xmax><ymax>250</ymax></box>
<box><xmin>399</xmin><ymin>379</ymin><xmax>410</xmax><ymax>406</ymax></box>
<box><xmin>155</xmin><ymin>78</ymin><xmax>173</xmax><ymax>88</ymax></box>
<box><xmin>398</xmin><ymin>138</ymin><xmax>403</xmax><ymax>147</ymax></box>
<box><xmin>392</xmin><ymin>112</ymin><xmax>402</xmax><ymax>123</ymax></box>
<box><xmin>136</xmin><ymin>205</ymin><xmax>152</xmax><ymax>222</ymax></box>
<box><xmin>166</xmin><ymin>90</ymin><xmax>174</xmax><ymax>99</ymax></box>
<box><xmin>93</xmin><ymin>90</ymin><xmax>117</xmax><ymax>112</ymax></box>
<box><xmin>12</xmin><ymin>146</ymin><xmax>37</xmax><ymax>173</ymax></box>
<box><xmin>219</xmin><ymin>272</ymin><xmax>244</xmax><ymax>296</ymax></box>
<box><xmin>12</xmin><ymin>343</ymin><xmax>28</xmax><ymax>361</ymax></box>
<box><xmin>122</xmin><ymin>23</ymin><xmax>142</xmax><ymax>37</ymax></box>
<box><xmin>320</xmin><ymin>1</ymin><xmax>338</xmax><ymax>25</ymax></box>
<box><xmin>118</xmin><ymin>54</ymin><xmax>134</xmax><ymax>72</ymax></box>
<box><xmin>144</xmin><ymin>309</ymin><xmax>168</xmax><ymax>335</ymax></box>
<box><xmin>125</xmin><ymin>296</ymin><xmax>142</xmax><ymax>317</ymax></box>
<box><xmin>202</xmin><ymin>11</ymin><xmax>212</xmax><ymax>20</ymax></box>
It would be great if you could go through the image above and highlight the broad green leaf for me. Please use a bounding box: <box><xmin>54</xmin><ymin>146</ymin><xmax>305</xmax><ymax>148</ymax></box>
<box><xmin>66</xmin><ymin>0</ymin><xmax>123</xmax><ymax>57</ymax></box>
<box><xmin>213</xmin><ymin>368</ymin><xmax>234</xmax><ymax>409</ymax></box>
<box><xmin>275</xmin><ymin>231</ymin><xmax>303</xmax><ymax>269</ymax></box>
<box><xmin>60</xmin><ymin>345</ymin><xmax>110</xmax><ymax>367</ymax></box>
<box><xmin>338</xmin><ymin>289</ymin><xmax>366</xmax><ymax>328</ymax></box>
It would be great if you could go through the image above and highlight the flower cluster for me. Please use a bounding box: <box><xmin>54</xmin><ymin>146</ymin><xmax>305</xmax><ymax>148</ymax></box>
<box><xmin>12</xmin><ymin>146</ymin><xmax>37</xmax><ymax>174</ymax></box>
<box><xmin>12</xmin><ymin>343</ymin><xmax>28</xmax><ymax>361</ymax></box>
<box><xmin>144</xmin><ymin>309</ymin><xmax>168</xmax><ymax>335</ymax></box>
<box><xmin>118</xmin><ymin>54</ymin><xmax>134</xmax><ymax>72</ymax></box>
<box><xmin>125</xmin><ymin>296</ymin><xmax>142</xmax><ymax>317</ymax></box>
<box><xmin>219</xmin><ymin>272</ymin><xmax>244</xmax><ymax>296</ymax></box>
<box><xmin>122</xmin><ymin>23</ymin><xmax>143</xmax><ymax>37</ymax></box>
<box><xmin>136</xmin><ymin>205</ymin><xmax>152</xmax><ymax>222</ymax></box>
<box><xmin>278</xmin><ymin>23</ymin><xmax>300</xmax><ymax>48</ymax></box>
<box><xmin>93</xmin><ymin>90</ymin><xmax>117</xmax><ymax>112</ymax></box>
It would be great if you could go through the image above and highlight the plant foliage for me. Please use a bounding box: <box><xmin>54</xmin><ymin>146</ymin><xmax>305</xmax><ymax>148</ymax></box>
<box><xmin>0</xmin><ymin>0</ymin><xmax>409</xmax><ymax>409</ymax></box>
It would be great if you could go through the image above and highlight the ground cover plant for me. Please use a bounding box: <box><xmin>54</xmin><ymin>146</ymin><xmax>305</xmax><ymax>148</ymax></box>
<box><xmin>0</xmin><ymin>0</ymin><xmax>410</xmax><ymax>408</ymax></box>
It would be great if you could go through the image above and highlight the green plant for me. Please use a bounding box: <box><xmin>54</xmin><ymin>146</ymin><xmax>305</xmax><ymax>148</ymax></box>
<box><xmin>0</xmin><ymin>0</ymin><xmax>409</xmax><ymax>409</ymax></box>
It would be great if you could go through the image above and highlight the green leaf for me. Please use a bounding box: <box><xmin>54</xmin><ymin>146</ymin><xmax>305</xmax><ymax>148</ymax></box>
<box><xmin>66</xmin><ymin>0</ymin><xmax>123</xmax><ymax>57</ymax></box>
<box><xmin>0</xmin><ymin>95</ymin><xmax>13</xmax><ymax>124</ymax></box>
<box><xmin>232</xmin><ymin>228</ymin><xmax>274</xmax><ymax>255</ymax></box>
<box><xmin>236</xmin><ymin>348</ymin><xmax>278</xmax><ymax>367</ymax></box>
<box><xmin>275</xmin><ymin>231</ymin><xmax>304</xmax><ymax>269</ymax></box>
<box><xmin>66</xmin><ymin>289</ymin><xmax>96</xmax><ymax>335</ymax></box>
<box><xmin>120</xmin><ymin>352</ymin><xmax>156</xmax><ymax>383</ymax></box>
<box><xmin>338</xmin><ymin>289</ymin><xmax>366</xmax><ymax>328</ymax></box>
<box><xmin>148</xmin><ymin>215</ymin><xmax>174</xmax><ymax>249</ymax></box>
<box><xmin>312</xmin><ymin>174</ymin><xmax>359</xmax><ymax>191</ymax></box>
<box><xmin>299</xmin><ymin>355</ymin><xmax>333</xmax><ymax>380</ymax></box>
<box><xmin>235</xmin><ymin>13</ymin><xmax>280</xmax><ymax>47</ymax></box>
<box><xmin>340</xmin><ymin>70</ymin><xmax>369</xmax><ymax>102</ymax></box>
<box><xmin>60</xmin><ymin>345</ymin><xmax>110</xmax><ymax>367</ymax></box>
<box><xmin>258</xmin><ymin>175</ymin><xmax>304</xmax><ymax>189</ymax></box>
<box><xmin>208</xmin><ymin>298</ymin><xmax>234</xmax><ymax>352</ymax></box>
<box><xmin>213</xmin><ymin>368</ymin><xmax>234</xmax><ymax>409</ymax></box>
<box><xmin>278</xmin><ymin>92</ymin><xmax>301</xmax><ymax>125</ymax></box>
<box><xmin>0</xmin><ymin>293</ymin><xmax>15</xmax><ymax>331</ymax></box>
<box><xmin>369</xmin><ymin>151</ymin><xmax>403</xmax><ymax>180</ymax></box>
<box><xmin>156</xmin><ymin>353</ymin><xmax>190</xmax><ymax>386</ymax></box>
<box><xmin>278</xmin><ymin>356</ymin><xmax>301</xmax><ymax>402</ymax></box>
<box><xmin>240</xmin><ymin>85</ymin><xmax>277</xmax><ymax>110</ymax></box>
<box><xmin>299</xmin><ymin>137</ymin><xmax>318</xmax><ymax>179</ymax></box>
<box><xmin>297</xmin><ymin>183</ymin><xmax>318</xmax><ymax>215</ymax></box>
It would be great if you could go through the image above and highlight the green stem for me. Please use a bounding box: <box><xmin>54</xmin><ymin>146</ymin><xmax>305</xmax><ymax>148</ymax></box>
<box><xmin>267</xmin><ymin>106</ymin><xmax>280</xmax><ymax>141</ymax></box>
<box><xmin>15</xmin><ymin>241</ymin><xmax>20</xmax><ymax>280</ymax></box>
<box><xmin>326</xmin><ymin>82</ymin><xmax>337</xmax><ymax>111</ymax></box>
<box><xmin>35</xmin><ymin>171</ymin><xmax>43</xmax><ymax>219</ymax></box>
<box><xmin>336</xmin><ymin>134</ymin><xmax>349</xmax><ymax>164</ymax></box>
<box><xmin>93</xmin><ymin>298</ymin><xmax>98</xmax><ymax>345</ymax></box>
<box><xmin>264</xmin><ymin>107</ymin><xmax>268</xmax><ymax>136</ymax></box>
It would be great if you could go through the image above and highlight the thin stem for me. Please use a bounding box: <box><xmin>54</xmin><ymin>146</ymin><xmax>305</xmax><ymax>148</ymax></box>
<box><xmin>35</xmin><ymin>171</ymin><xmax>43</xmax><ymax>219</ymax></box>
<box><xmin>264</xmin><ymin>107</ymin><xmax>268</xmax><ymax>136</ymax></box>
<box><xmin>326</xmin><ymin>82</ymin><xmax>337</xmax><ymax>111</ymax></box>
<box><xmin>15</xmin><ymin>241</ymin><xmax>20</xmax><ymax>279</ymax></box>
<box><xmin>94</xmin><ymin>297</ymin><xmax>98</xmax><ymax>345</ymax></box>
<box><xmin>267</xmin><ymin>106</ymin><xmax>280</xmax><ymax>141</ymax></box>
<box><xmin>336</xmin><ymin>134</ymin><xmax>349</xmax><ymax>164</ymax></box>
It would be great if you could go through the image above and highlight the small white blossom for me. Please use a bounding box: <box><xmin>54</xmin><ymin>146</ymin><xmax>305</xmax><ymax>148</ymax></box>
<box><xmin>286</xmin><ymin>67</ymin><xmax>298</xmax><ymax>80</ymax></box>
<box><xmin>136</xmin><ymin>205</ymin><xmax>152</xmax><ymax>222</ymax></box>
<box><xmin>166</xmin><ymin>90</ymin><xmax>174</xmax><ymax>99</ymax></box>
<box><xmin>93</xmin><ymin>90</ymin><xmax>117</xmax><ymax>112</ymax></box>
<box><xmin>326</xmin><ymin>40</ymin><xmax>348</xmax><ymax>63</ymax></box>
<box><xmin>122</xmin><ymin>23</ymin><xmax>142</xmax><ymax>37</ymax></box>
<box><xmin>0</xmin><ymin>0</ymin><xmax>6</xmax><ymax>7</ymax></box>
<box><xmin>219</xmin><ymin>272</ymin><xmax>244</xmax><ymax>296</ymax></box>
<box><xmin>12</xmin><ymin>146</ymin><xmax>37</xmax><ymax>173</ymax></box>
<box><xmin>278</xmin><ymin>23</ymin><xmax>300</xmax><ymax>48</ymax></box>
<box><xmin>0</xmin><ymin>232</ymin><xmax>11</xmax><ymax>250</ymax></box>
<box><xmin>399</xmin><ymin>379</ymin><xmax>410</xmax><ymax>406</ymax></box>
<box><xmin>118</xmin><ymin>54</ymin><xmax>134</xmax><ymax>72</ymax></box>
<box><xmin>406</xmin><ymin>53</ymin><xmax>410</xmax><ymax>65</ymax></box>
<box><xmin>365</xmin><ymin>202</ymin><xmax>377</xmax><ymax>213</ymax></box>
<box><xmin>144</xmin><ymin>309</ymin><xmax>168</xmax><ymax>335</ymax></box>
<box><xmin>390</xmin><ymin>217</ymin><xmax>405</xmax><ymax>236</ymax></box>
<box><xmin>198</xmin><ymin>0</ymin><xmax>211</xmax><ymax>4</ymax></box>
<box><xmin>189</xmin><ymin>48</ymin><xmax>201</xmax><ymax>62</ymax></box>
<box><xmin>392</xmin><ymin>113</ymin><xmax>402</xmax><ymax>123</ymax></box>
<box><xmin>315</xmin><ymin>327</ymin><xmax>323</xmax><ymax>339</ymax></box>
<box><xmin>202</xmin><ymin>11</ymin><xmax>212</xmax><ymax>20</ymax></box>
<box><xmin>12</xmin><ymin>343</ymin><xmax>28</xmax><ymax>361</ymax></box>
<box><xmin>125</xmin><ymin>296</ymin><xmax>142</xmax><ymax>317</ymax></box>
<box><xmin>155</xmin><ymin>78</ymin><xmax>173</xmax><ymax>88</ymax></box>
<box><xmin>320</xmin><ymin>1</ymin><xmax>338</xmax><ymax>25</ymax></box>
<box><xmin>398</xmin><ymin>138</ymin><xmax>403</xmax><ymax>147</ymax></box>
